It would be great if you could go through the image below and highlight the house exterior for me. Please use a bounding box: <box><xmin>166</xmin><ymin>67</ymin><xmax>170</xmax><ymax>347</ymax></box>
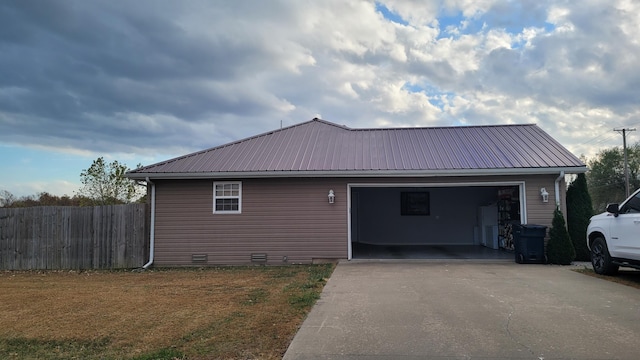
<box><xmin>126</xmin><ymin>118</ymin><xmax>587</xmax><ymax>266</ymax></box>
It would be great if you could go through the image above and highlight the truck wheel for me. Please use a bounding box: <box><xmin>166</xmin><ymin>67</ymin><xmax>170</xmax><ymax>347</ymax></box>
<box><xmin>591</xmin><ymin>237</ymin><xmax>619</xmax><ymax>275</ymax></box>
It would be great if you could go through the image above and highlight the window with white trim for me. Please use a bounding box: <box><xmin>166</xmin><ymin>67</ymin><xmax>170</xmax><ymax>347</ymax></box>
<box><xmin>213</xmin><ymin>182</ymin><xmax>242</xmax><ymax>214</ymax></box>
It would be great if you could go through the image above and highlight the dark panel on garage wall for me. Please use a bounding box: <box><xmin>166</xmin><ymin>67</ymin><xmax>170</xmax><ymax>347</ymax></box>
<box><xmin>353</xmin><ymin>186</ymin><xmax>498</xmax><ymax>245</ymax></box>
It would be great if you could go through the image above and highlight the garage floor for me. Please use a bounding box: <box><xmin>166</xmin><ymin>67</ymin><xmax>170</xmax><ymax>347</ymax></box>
<box><xmin>352</xmin><ymin>243</ymin><xmax>514</xmax><ymax>261</ymax></box>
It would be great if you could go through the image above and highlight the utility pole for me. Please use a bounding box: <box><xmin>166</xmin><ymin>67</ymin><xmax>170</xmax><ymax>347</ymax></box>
<box><xmin>614</xmin><ymin>127</ymin><xmax>636</xmax><ymax>198</ymax></box>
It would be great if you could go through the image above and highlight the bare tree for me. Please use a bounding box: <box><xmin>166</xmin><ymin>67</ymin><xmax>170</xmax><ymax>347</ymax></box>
<box><xmin>0</xmin><ymin>190</ymin><xmax>16</xmax><ymax>207</ymax></box>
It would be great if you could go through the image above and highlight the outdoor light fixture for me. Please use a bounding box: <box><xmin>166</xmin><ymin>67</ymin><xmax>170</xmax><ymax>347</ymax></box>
<box><xmin>540</xmin><ymin>188</ymin><xmax>549</xmax><ymax>203</ymax></box>
<box><xmin>328</xmin><ymin>190</ymin><xmax>335</xmax><ymax>204</ymax></box>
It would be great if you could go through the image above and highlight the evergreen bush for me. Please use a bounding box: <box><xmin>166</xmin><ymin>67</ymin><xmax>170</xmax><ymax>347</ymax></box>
<box><xmin>547</xmin><ymin>208</ymin><xmax>576</xmax><ymax>265</ymax></box>
<box><xmin>566</xmin><ymin>174</ymin><xmax>594</xmax><ymax>261</ymax></box>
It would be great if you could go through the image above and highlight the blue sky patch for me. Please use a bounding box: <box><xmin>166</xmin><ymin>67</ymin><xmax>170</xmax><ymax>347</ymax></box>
<box><xmin>402</xmin><ymin>82</ymin><xmax>423</xmax><ymax>93</ymax></box>
<box><xmin>402</xmin><ymin>82</ymin><xmax>456</xmax><ymax>111</ymax></box>
<box><xmin>436</xmin><ymin>8</ymin><xmax>555</xmax><ymax>40</ymax></box>
<box><xmin>375</xmin><ymin>2</ymin><xmax>409</xmax><ymax>26</ymax></box>
<box><xmin>437</xmin><ymin>12</ymin><xmax>470</xmax><ymax>39</ymax></box>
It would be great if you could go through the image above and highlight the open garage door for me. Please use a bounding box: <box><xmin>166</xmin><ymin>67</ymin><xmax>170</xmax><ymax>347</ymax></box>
<box><xmin>348</xmin><ymin>183</ymin><xmax>524</xmax><ymax>260</ymax></box>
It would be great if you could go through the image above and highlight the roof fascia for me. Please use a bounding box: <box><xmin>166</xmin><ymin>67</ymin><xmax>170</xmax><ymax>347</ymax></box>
<box><xmin>126</xmin><ymin>166</ymin><xmax>587</xmax><ymax>180</ymax></box>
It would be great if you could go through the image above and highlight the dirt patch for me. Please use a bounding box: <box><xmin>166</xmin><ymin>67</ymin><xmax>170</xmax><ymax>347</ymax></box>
<box><xmin>0</xmin><ymin>264</ymin><xmax>334</xmax><ymax>359</ymax></box>
<box><xmin>573</xmin><ymin>267</ymin><xmax>640</xmax><ymax>290</ymax></box>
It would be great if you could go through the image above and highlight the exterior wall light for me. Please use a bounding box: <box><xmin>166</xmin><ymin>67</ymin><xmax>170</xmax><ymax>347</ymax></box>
<box><xmin>540</xmin><ymin>188</ymin><xmax>549</xmax><ymax>203</ymax></box>
<box><xmin>328</xmin><ymin>190</ymin><xmax>335</xmax><ymax>204</ymax></box>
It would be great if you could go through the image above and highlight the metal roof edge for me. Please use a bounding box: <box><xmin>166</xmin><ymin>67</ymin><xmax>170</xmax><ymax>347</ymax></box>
<box><xmin>126</xmin><ymin>166</ymin><xmax>587</xmax><ymax>180</ymax></box>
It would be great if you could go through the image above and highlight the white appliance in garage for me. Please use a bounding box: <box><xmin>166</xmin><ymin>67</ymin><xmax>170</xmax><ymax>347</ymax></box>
<box><xmin>478</xmin><ymin>205</ymin><xmax>499</xmax><ymax>249</ymax></box>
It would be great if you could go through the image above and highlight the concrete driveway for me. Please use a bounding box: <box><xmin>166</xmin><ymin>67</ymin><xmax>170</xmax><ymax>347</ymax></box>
<box><xmin>284</xmin><ymin>261</ymin><xmax>640</xmax><ymax>360</ymax></box>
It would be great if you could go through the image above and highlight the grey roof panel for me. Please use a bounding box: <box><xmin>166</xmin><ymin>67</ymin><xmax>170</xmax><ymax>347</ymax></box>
<box><xmin>128</xmin><ymin>118</ymin><xmax>586</xmax><ymax>177</ymax></box>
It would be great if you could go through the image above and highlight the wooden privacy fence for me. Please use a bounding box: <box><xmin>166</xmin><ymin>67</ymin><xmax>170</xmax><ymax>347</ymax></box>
<box><xmin>0</xmin><ymin>204</ymin><xmax>148</xmax><ymax>270</ymax></box>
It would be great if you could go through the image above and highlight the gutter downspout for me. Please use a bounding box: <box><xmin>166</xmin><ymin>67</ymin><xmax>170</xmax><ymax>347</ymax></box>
<box><xmin>143</xmin><ymin>177</ymin><xmax>156</xmax><ymax>269</ymax></box>
<box><xmin>554</xmin><ymin>171</ymin><xmax>565</xmax><ymax>208</ymax></box>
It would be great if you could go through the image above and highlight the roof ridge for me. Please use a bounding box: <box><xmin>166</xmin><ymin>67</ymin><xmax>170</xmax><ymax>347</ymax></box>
<box><xmin>130</xmin><ymin>118</ymin><xmax>346</xmax><ymax>172</ymax></box>
<box><xmin>310</xmin><ymin>117</ymin><xmax>352</xmax><ymax>129</ymax></box>
<box><xmin>351</xmin><ymin>123</ymin><xmax>537</xmax><ymax>131</ymax></box>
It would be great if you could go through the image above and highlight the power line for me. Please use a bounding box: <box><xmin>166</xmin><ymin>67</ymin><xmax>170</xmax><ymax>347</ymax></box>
<box><xmin>583</xmin><ymin>132</ymin><xmax>618</xmax><ymax>147</ymax></box>
<box><xmin>580</xmin><ymin>128</ymin><xmax>617</xmax><ymax>146</ymax></box>
<box><xmin>579</xmin><ymin>121</ymin><xmax>640</xmax><ymax>148</ymax></box>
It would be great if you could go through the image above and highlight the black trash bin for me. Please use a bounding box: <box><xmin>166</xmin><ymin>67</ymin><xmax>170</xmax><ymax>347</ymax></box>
<box><xmin>513</xmin><ymin>224</ymin><xmax>547</xmax><ymax>264</ymax></box>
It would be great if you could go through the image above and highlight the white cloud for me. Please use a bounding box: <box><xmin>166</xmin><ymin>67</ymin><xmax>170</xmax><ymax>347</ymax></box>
<box><xmin>2</xmin><ymin>0</ymin><xmax>640</xmax><ymax>197</ymax></box>
<box><xmin>547</xmin><ymin>6</ymin><xmax>572</xmax><ymax>31</ymax></box>
<box><xmin>0</xmin><ymin>180</ymin><xmax>80</xmax><ymax>198</ymax></box>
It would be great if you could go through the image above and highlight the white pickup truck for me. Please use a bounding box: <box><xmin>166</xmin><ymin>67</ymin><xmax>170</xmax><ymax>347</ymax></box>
<box><xmin>587</xmin><ymin>188</ymin><xmax>640</xmax><ymax>275</ymax></box>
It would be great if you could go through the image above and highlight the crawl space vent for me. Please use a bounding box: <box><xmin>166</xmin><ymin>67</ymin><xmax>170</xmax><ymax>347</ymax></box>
<box><xmin>251</xmin><ymin>253</ymin><xmax>267</xmax><ymax>263</ymax></box>
<box><xmin>191</xmin><ymin>254</ymin><xmax>208</xmax><ymax>263</ymax></box>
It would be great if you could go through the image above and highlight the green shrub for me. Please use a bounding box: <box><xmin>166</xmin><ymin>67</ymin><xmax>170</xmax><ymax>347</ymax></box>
<box><xmin>547</xmin><ymin>208</ymin><xmax>576</xmax><ymax>265</ymax></box>
<box><xmin>566</xmin><ymin>174</ymin><xmax>594</xmax><ymax>261</ymax></box>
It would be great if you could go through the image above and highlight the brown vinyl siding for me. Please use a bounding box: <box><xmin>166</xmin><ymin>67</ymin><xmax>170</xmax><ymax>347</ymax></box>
<box><xmin>154</xmin><ymin>178</ymin><xmax>347</xmax><ymax>266</ymax></box>
<box><xmin>152</xmin><ymin>174</ymin><xmax>565</xmax><ymax>265</ymax></box>
<box><xmin>524</xmin><ymin>174</ymin><xmax>566</xmax><ymax>229</ymax></box>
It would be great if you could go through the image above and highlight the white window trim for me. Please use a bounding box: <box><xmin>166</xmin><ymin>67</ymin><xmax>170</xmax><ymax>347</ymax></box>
<box><xmin>213</xmin><ymin>181</ymin><xmax>242</xmax><ymax>214</ymax></box>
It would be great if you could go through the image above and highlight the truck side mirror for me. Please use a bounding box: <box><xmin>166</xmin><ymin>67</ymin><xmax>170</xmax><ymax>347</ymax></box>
<box><xmin>606</xmin><ymin>203</ymin><xmax>620</xmax><ymax>217</ymax></box>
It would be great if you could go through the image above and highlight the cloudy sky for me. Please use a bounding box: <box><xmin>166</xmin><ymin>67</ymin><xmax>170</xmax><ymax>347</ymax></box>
<box><xmin>1</xmin><ymin>0</ymin><xmax>639</xmax><ymax>197</ymax></box>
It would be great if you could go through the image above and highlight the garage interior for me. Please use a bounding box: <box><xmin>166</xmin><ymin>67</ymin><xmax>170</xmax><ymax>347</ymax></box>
<box><xmin>350</xmin><ymin>185</ymin><xmax>520</xmax><ymax>260</ymax></box>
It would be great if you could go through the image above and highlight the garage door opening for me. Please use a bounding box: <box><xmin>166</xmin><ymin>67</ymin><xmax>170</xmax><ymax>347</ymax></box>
<box><xmin>349</xmin><ymin>183</ymin><xmax>523</xmax><ymax>260</ymax></box>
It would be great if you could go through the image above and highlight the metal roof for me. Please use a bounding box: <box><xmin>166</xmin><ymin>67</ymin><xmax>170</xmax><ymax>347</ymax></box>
<box><xmin>127</xmin><ymin>118</ymin><xmax>586</xmax><ymax>179</ymax></box>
